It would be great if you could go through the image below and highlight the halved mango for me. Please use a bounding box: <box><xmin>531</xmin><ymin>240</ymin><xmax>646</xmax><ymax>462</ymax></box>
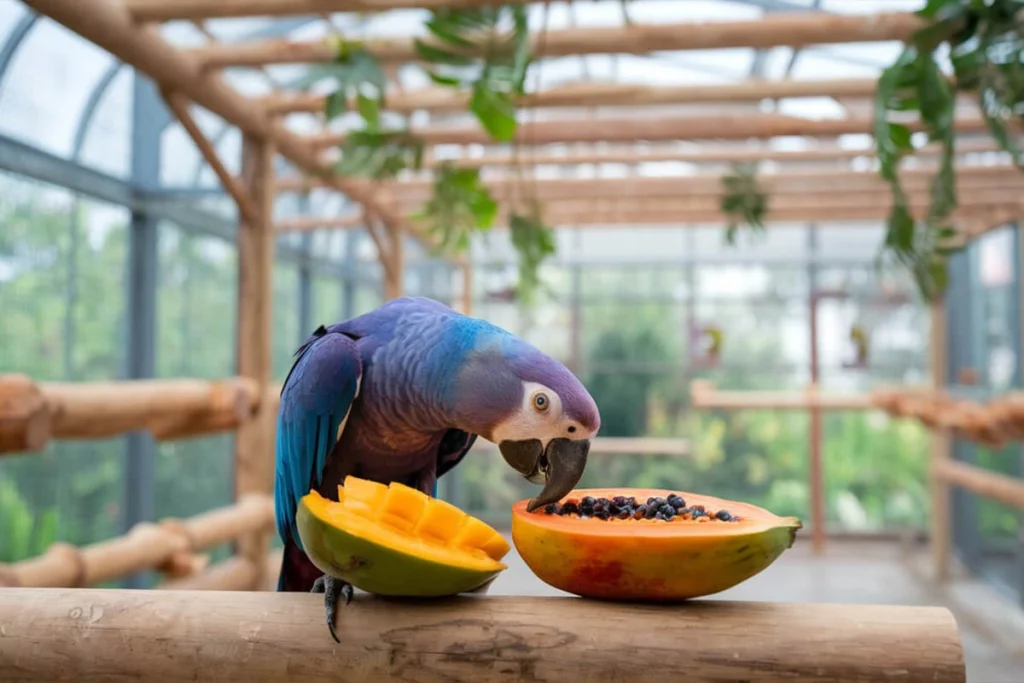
<box><xmin>296</xmin><ymin>476</ymin><xmax>510</xmax><ymax>597</ymax></box>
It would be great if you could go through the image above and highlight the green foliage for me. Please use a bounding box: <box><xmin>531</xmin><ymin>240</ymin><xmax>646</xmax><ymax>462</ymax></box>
<box><xmin>720</xmin><ymin>162</ymin><xmax>767</xmax><ymax>245</ymax></box>
<box><xmin>0</xmin><ymin>478</ymin><xmax>58</xmax><ymax>563</ymax></box>
<box><xmin>413</xmin><ymin>163</ymin><xmax>498</xmax><ymax>252</ymax></box>
<box><xmin>508</xmin><ymin>206</ymin><xmax>557</xmax><ymax>304</ymax></box>
<box><xmin>415</xmin><ymin>6</ymin><xmax>532</xmax><ymax>141</ymax></box>
<box><xmin>874</xmin><ymin>0</ymin><xmax>1024</xmax><ymax>302</ymax></box>
<box><xmin>313</xmin><ymin>10</ymin><xmax>556</xmax><ymax>303</ymax></box>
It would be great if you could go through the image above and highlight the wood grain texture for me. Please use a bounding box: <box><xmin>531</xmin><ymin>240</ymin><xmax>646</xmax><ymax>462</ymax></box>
<box><xmin>0</xmin><ymin>589</ymin><xmax>965</xmax><ymax>682</ymax></box>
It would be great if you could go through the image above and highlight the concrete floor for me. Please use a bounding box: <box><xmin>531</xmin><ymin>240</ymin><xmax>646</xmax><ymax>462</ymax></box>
<box><xmin>485</xmin><ymin>534</ymin><xmax>1024</xmax><ymax>683</ymax></box>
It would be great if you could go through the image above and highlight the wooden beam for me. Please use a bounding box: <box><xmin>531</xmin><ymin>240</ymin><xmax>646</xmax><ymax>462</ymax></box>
<box><xmin>275</xmin><ymin>214</ymin><xmax>365</xmax><ymax>232</ymax></box>
<box><xmin>276</xmin><ymin>138</ymin><xmax>1004</xmax><ymax>188</ymax></box>
<box><xmin>161</xmin><ymin>89</ymin><xmax>258</xmax><ymax>223</ymax></box>
<box><xmin>929</xmin><ymin>299</ymin><xmax>951</xmax><ymax>582</ymax></box>
<box><xmin>263</xmin><ymin>78</ymin><xmax>890</xmax><ymax>115</ymax></box>
<box><xmin>934</xmin><ymin>459</ymin><xmax>1024</xmax><ymax>511</ymax></box>
<box><xmin>185</xmin><ymin>11</ymin><xmax>922</xmax><ymax>64</ymax></box>
<box><xmin>22</xmin><ymin>0</ymin><xmax>402</xmax><ymax>230</ymax></box>
<box><xmin>0</xmin><ymin>588</ymin><xmax>967</xmax><ymax>683</ymax></box>
<box><xmin>234</xmin><ymin>133</ymin><xmax>276</xmax><ymax>592</ymax></box>
<box><xmin>309</xmin><ymin>112</ymin><xmax>995</xmax><ymax>150</ymax></box>
<box><xmin>0</xmin><ymin>374</ymin><xmax>262</xmax><ymax>454</ymax></box>
<box><xmin>382</xmin><ymin>164</ymin><xmax>1022</xmax><ymax>205</ymax></box>
<box><xmin>689</xmin><ymin>381</ymin><xmax>875</xmax><ymax>412</ymax></box>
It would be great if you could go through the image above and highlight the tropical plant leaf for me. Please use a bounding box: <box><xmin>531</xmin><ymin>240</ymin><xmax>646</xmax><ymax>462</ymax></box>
<box><xmin>508</xmin><ymin>205</ymin><xmax>557</xmax><ymax>303</ymax></box>
<box><xmin>412</xmin><ymin>164</ymin><xmax>499</xmax><ymax>253</ymax></box>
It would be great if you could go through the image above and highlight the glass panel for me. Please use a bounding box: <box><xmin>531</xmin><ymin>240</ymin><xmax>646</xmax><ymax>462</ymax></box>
<box><xmin>0</xmin><ymin>173</ymin><xmax>129</xmax><ymax>566</ymax></box>
<box><xmin>153</xmin><ymin>222</ymin><xmax>238</xmax><ymax>563</ymax></box>
<box><xmin>0</xmin><ymin>18</ymin><xmax>117</xmax><ymax>159</ymax></box>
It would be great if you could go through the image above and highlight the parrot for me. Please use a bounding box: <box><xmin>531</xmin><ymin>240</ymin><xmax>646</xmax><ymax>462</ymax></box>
<box><xmin>273</xmin><ymin>296</ymin><xmax>600</xmax><ymax>642</ymax></box>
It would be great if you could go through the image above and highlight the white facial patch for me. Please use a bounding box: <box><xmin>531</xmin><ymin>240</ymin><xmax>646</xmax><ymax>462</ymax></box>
<box><xmin>490</xmin><ymin>381</ymin><xmax>589</xmax><ymax>449</ymax></box>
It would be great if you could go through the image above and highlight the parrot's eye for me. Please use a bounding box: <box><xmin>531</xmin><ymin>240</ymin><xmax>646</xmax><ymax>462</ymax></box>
<box><xmin>532</xmin><ymin>392</ymin><xmax>550</xmax><ymax>412</ymax></box>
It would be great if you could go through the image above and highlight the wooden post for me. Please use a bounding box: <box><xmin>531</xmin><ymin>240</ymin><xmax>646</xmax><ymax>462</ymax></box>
<box><xmin>384</xmin><ymin>221</ymin><xmax>404</xmax><ymax>300</ymax></box>
<box><xmin>809</xmin><ymin>291</ymin><xmax>825</xmax><ymax>553</ymax></box>
<box><xmin>930</xmin><ymin>297</ymin><xmax>951</xmax><ymax>581</ymax></box>
<box><xmin>234</xmin><ymin>133</ymin><xmax>277</xmax><ymax>590</ymax></box>
<box><xmin>460</xmin><ymin>262</ymin><xmax>472</xmax><ymax>316</ymax></box>
<box><xmin>0</xmin><ymin>588</ymin><xmax>967</xmax><ymax>683</ymax></box>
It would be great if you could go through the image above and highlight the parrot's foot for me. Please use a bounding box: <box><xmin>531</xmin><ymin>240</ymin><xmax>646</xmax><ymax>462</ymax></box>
<box><xmin>311</xmin><ymin>573</ymin><xmax>353</xmax><ymax>644</ymax></box>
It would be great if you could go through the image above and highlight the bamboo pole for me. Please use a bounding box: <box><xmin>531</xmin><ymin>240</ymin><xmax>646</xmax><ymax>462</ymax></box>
<box><xmin>0</xmin><ymin>588</ymin><xmax>967</xmax><ymax>683</ymax></box>
<box><xmin>180</xmin><ymin>11</ymin><xmax>923</xmax><ymax>62</ymax></box>
<box><xmin>21</xmin><ymin>0</ymin><xmax>402</xmax><ymax>231</ymax></box>
<box><xmin>262</xmin><ymin>78</ymin><xmax>892</xmax><ymax>115</ymax></box>
<box><xmin>310</xmin><ymin>112</ymin><xmax>995</xmax><ymax>150</ymax></box>
<box><xmin>0</xmin><ymin>496</ymin><xmax>275</xmax><ymax>588</ymax></box>
<box><xmin>234</xmin><ymin>133</ymin><xmax>277</xmax><ymax>592</ymax></box>
<box><xmin>0</xmin><ymin>375</ymin><xmax>263</xmax><ymax>454</ymax></box>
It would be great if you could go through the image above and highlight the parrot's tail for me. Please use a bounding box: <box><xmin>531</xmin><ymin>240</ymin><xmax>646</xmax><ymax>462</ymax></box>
<box><xmin>276</xmin><ymin>536</ymin><xmax>324</xmax><ymax>592</ymax></box>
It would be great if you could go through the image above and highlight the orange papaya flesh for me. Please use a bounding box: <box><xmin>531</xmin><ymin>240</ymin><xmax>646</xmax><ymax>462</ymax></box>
<box><xmin>511</xmin><ymin>487</ymin><xmax>802</xmax><ymax>601</ymax></box>
<box><xmin>295</xmin><ymin>476</ymin><xmax>510</xmax><ymax>597</ymax></box>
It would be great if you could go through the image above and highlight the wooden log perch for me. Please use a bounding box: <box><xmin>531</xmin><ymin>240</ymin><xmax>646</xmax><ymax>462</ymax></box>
<box><xmin>0</xmin><ymin>496</ymin><xmax>274</xmax><ymax>588</ymax></box>
<box><xmin>0</xmin><ymin>375</ymin><xmax>263</xmax><ymax>454</ymax></box>
<box><xmin>933</xmin><ymin>459</ymin><xmax>1024</xmax><ymax>510</ymax></box>
<box><xmin>0</xmin><ymin>588</ymin><xmax>966</xmax><ymax>683</ymax></box>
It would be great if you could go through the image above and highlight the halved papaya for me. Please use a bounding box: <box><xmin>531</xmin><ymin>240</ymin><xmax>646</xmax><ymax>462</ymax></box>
<box><xmin>295</xmin><ymin>475</ymin><xmax>510</xmax><ymax>596</ymax></box>
<box><xmin>511</xmin><ymin>487</ymin><xmax>801</xmax><ymax>601</ymax></box>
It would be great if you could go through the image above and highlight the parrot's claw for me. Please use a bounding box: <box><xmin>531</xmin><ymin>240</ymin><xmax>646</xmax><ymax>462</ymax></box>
<box><xmin>310</xmin><ymin>574</ymin><xmax>352</xmax><ymax>644</ymax></box>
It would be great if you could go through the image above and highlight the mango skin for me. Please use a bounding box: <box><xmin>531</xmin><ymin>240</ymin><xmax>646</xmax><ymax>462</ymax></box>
<box><xmin>511</xmin><ymin>488</ymin><xmax>802</xmax><ymax>601</ymax></box>
<box><xmin>295</xmin><ymin>498</ymin><xmax>504</xmax><ymax>597</ymax></box>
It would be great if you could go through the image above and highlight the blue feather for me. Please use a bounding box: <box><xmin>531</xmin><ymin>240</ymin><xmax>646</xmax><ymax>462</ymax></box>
<box><xmin>274</xmin><ymin>331</ymin><xmax>362</xmax><ymax>551</ymax></box>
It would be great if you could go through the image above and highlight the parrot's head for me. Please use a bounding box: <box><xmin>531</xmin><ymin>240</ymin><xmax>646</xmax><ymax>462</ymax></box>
<box><xmin>450</xmin><ymin>327</ymin><xmax>600</xmax><ymax>513</ymax></box>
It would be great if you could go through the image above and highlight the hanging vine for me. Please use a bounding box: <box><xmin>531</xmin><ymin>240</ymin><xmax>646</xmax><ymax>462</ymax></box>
<box><xmin>721</xmin><ymin>0</ymin><xmax>1024</xmax><ymax>302</ymax></box>
<box><xmin>873</xmin><ymin>0</ymin><xmax>1024</xmax><ymax>302</ymax></box>
<box><xmin>311</xmin><ymin>6</ymin><xmax>555</xmax><ymax>302</ymax></box>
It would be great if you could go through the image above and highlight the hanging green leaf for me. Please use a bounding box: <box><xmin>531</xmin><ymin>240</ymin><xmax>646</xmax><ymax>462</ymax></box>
<box><xmin>872</xmin><ymin>0</ymin><xmax>1024</xmax><ymax>302</ymax></box>
<box><xmin>508</xmin><ymin>205</ymin><xmax>557</xmax><ymax>304</ymax></box>
<box><xmin>412</xmin><ymin>164</ymin><xmax>499</xmax><ymax>253</ymax></box>
<box><xmin>720</xmin><ymin>162</ymin><xmax>768</xmax><ymax>245</ymax></box>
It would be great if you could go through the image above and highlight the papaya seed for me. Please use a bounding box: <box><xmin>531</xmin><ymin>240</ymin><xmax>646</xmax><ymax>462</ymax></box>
<box><xmin>667</xmin><ymin>494</ymin><xmax>686</xmax><ymax>509</ymax></box>
<box><xmin>715</xmin><ymin>510</ymin><xmax>733</xmax><ymax>521</ymax></box>
<box><xmin>581</xmin><ymin>496</ymin><xmax>596</xmax><ymax>507</ymax></box>
<box><xmin>544</xmin><ymin>503</ymin><xmax>560</xmax><ymax>515</ymax></box>
<box><xmin>561</xmin><ymin>501</ymin><xmax>579</xmax><ymax>516</ymax></box>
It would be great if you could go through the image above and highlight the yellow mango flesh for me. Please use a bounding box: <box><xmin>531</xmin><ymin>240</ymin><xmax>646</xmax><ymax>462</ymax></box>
<box><xmin>302</xmin><ymin>476</ymin><xmax>510</xmax><ymax>574</ymax></box>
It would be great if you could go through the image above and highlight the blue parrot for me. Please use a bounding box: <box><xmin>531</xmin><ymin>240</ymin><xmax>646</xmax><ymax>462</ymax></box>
<box><xmin>274</xmin><ymin>296</ymin><xmax>600</xmax><ymax>641</ymax></box>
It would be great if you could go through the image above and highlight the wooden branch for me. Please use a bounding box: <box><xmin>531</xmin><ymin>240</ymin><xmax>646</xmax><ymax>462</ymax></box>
<box><xmin>0</xmin><ymin>374</ymin><xmax>48</xmax><ymax>452</ymax></box>
<box><xmin>0</xmin><ymin>375</ymin><xmax>263</xmax><ymax>454</ymax></box>
<box><xmin>310</xmin><ymin>112</ymin><xmax>995</xmax><ymax>150</ymax></box>
<box><xmin>690</xmin><ymin>381</ymin><xmax>874</xmax><ymax>411</ymax></box>
<box><xmin>161</xmin><ymin>89</ymin><xmax>259</xmax><ymax>223</ymax></box>
<box><xmin>0</xmin><ymin>495</ymin><xmax>274</xmax><ymax>588</ymax></box>
<box><xmin>264</xmin><ymin>78</ymin><xmax>892</xmax><ymax>115</ymax></box>
<box><xmin>934</xmin><ymin>459</ymin><xmax>1024</xmax><ymax>510</ymax></box>
<box><xmin>22</xmin><ymin>0</ymin><xmax>406</xmax><ymax>234</ymax></box>
<box><xmin>0</xmin><ymin>588</ymin><xmax>967</xmax><ymax>683</ymax></box>
<box><xmin>159</xmin><ymin>556</ymin><xmax>260</xmax><ymax>591</ymax></box>
<box><xmin>182</xmin><ymin>11</ymin><xmax>922</xmax><ymax>62</ymax></box>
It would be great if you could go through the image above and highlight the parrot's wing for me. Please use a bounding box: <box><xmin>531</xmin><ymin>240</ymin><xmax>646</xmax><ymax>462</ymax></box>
<box><xmin>274</xmin><ymin>329</ymin><xmax>363</xmax><ymax>549</ymax></box>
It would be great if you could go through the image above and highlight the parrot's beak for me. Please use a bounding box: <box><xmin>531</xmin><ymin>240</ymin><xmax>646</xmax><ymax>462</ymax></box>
<box><xmin>499</xmin><ymin>437</ymin><xmax>590</xmax><ymax>512</ymax></box>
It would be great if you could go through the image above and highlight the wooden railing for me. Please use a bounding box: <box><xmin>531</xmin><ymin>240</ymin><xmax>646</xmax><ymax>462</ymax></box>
<box><xmin>0</xmin><ymin>373</ymin><xmax>282</xmax><ymax>591</ymax></box>
<box><xmin>690</xmin><ymin>380</ymin><xmax>1024</xmax><ymax>579</ymax></box>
